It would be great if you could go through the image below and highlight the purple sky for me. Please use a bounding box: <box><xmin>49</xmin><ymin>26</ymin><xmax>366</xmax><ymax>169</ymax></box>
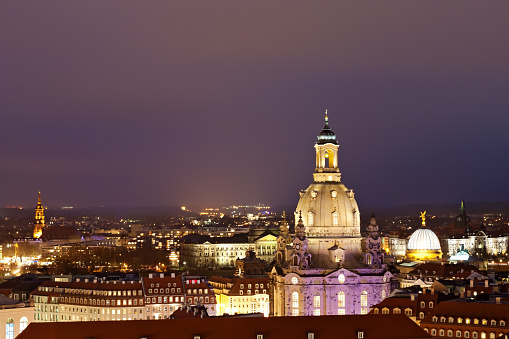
<box><xmin>1</xmin><ymin>1</ymin><xmax>508</xmax><ymax>209</ymax></box>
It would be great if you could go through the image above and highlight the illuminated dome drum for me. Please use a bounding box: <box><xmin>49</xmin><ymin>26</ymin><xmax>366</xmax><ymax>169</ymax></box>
<box><xmin>406</xmin><ymin>221</ymin><xmax>443</xmax><ymax>261</ymax></box>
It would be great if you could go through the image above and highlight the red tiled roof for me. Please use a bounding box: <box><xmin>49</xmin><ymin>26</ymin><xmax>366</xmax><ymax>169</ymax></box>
<box><xmin>17</xmin><ymin>314</ymin><xmax>431</xmax><ymax>339</ymax></box>
<box><xmin>422</xmin><ymin>301</ymin><xmax>509</xmax><ymax>323</ymax></box>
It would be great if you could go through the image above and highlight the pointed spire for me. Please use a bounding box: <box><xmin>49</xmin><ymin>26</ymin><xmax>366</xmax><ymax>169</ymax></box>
<box><xmin>460</xmin><ymin>200</ymin><xmax>465</xmax><ymax>213</ymax></box>
<box><xmin>420</xmin><ymin>211</ymin><xmax>426</xmax><ymax>227</ymax></box>
<box><xmin>38</xmin><ymin>191</ymin><xmax>41</xmax><ymax>204</ymax></box>
<box><xmin>325</xmin><ymin>109</ymin><xmax>328</xmax><ymax>125</ymax></box>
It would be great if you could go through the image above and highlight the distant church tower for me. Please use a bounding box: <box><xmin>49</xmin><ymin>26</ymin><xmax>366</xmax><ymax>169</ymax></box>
<box><xmin>33</xmin><ymin>192</ymin><xmax>45</xmax><ymax>239</ymax></box>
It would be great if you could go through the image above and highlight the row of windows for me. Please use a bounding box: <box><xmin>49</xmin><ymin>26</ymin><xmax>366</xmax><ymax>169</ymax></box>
<box><xmin>63</xmin><ymin>297</ymin><xmax>144</xmax><ymax>306</ymax></box>
<box><xmin>238</xmin><ymin>289</ymin><xmax>266</xmax><ymax>295</ymax></box>
<box><xmin>423</xmin><ymin>328</ymin><xmax>504</xmax><ymax>339</ymax></box>
<box><xmin>66</xmin><ymin>289</ymin><xmax>143</xmax><ymax>297</ymax></box>
<box><xmin>240</xmin><ymin>284</ymin><xmax>264</xmax><ymax>289</ymax></box>
<box><xmin>432</xmin><ymin>316</ymin><xmax>506</xmax><ymax>327</ymax></box>
<box><xmin>148</xmin><ymin>287</ymin><xmax>181</xmax><ymax>293</ymax></box>
<box><xmin>420</xmin><ymin>301</ymin><xmax>434</xmax><ymax>308</ymax></box>
<box><xmin>291</xmin><ymin>291</ymin><xmax>367</xmax><ymax>315</ymax></box>
<box><xmin>146</xmin><ymin>296</ymin><xmax>185</xmax><ymax>304</ymax></box>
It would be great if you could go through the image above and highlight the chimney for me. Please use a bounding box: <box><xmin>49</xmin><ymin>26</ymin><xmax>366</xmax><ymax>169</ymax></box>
<box><xmin>122</xmin><ymin>281</ymin><xmax>125</xmax><ymax>284</ymax></box>
<box><xmin>171</xmin><ymin>273</ymin><xmax>176</xmax><ymax>278</ymax></box>
<box><xmin>460</xmin><ymin>291</ymin><xmax>465</xmax><ymax>298</ymax></box>
<box><xmin>423</xmin><ymin>288</ymin><xmax>427</xmax><ymax>295</ymax></box>
<box><xmin>149</xmin><ymin>273</ymin><xmax>153</xmax><ymax>279</ymax></box>
<box><xmin>485</xmin><ymin>280</ymin><xmax>489</xmax><ymax>288</ymax></box>
<box><xmin>431</xmin><ymin>288</ymin><xmax>435</xmax><ymax>295</ymax></box>
<box><xmin>85</xmin><ymin>279</ymin><xmax>89</xmax><ymax>283</ymax></box>
<box><xmin>410</xmin><ymin>294</ymin><xmax>415</xmax><ymax>301</ymax></box>
<box><xmin>496</xmin><ymin>297</ymin><xmax>501</xmax><ymax>304</ymax></box>
<box><xmin>160</xmin><ymin>273</ymin><xmax>164</xmax><ymax>279</ymax></box>
<box><xmin>461</xmin><ymin>269</ymin><xmax>464</xmax><ymax>273</ymax></box>
<box><xmin>467</xmin><ymin>290</ymin><xmax>472</xmax><ymax>297</ymax></box>
<box><xmin>76</xmin><ymin>278</ymin><xmax>80</xmax><ymax>282</ymax></box>
<box><xmin>470</xmin><ymin>279</ymin><xmax>474</xmax><ymax>288</ymax></box>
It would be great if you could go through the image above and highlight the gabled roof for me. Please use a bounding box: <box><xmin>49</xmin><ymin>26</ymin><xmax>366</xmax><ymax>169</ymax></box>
<box><xmin>421</xmin><ymin>300</ymin><xmax>509</xmax><ymax>323</ymax></box>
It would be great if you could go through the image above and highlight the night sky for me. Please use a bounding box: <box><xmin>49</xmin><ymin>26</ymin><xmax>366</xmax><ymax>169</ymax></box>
<box><xmin>1</xmin><ymin>1</ymin><xmax>508</xmax><ymax>209</ymax></box>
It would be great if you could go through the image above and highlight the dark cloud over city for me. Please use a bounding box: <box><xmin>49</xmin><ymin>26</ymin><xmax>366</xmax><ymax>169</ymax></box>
<box><xmin>1</xmin><ymin>1</ymin><xmax>508</xmax><ymax>209</ymax></box>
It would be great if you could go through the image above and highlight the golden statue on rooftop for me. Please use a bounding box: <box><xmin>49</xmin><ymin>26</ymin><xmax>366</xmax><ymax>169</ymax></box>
<box><xmin>420</xmin><ymin>211</ymin><xmax>426</xmax><ymax>227</ymax></box>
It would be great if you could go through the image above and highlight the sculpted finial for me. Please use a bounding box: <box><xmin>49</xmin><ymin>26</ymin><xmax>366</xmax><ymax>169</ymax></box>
<box><xmin>420</xmin><ymin>211</ymin><xmax>426</xmax><ymax>227</ymax></box>
<box><xmin>325</xmin><ymin>109</ymin><xmax>328</xmax><ymax>123</ymax></box>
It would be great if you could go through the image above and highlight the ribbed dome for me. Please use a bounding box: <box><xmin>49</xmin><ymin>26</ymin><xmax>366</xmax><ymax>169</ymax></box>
<box><xmin>407</xmin><ymin>228</ymin><xmax>441</xmax><ymax>251</ymax></box>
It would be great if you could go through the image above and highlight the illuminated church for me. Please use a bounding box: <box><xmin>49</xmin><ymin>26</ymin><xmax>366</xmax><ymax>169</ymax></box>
<box><xmin>269</xmin><ymin>112</ymin><xmax>393</xmax><ymax>316</ymax></box>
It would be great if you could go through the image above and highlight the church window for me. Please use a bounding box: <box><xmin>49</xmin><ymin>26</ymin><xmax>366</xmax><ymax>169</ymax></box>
<box><xmin>338</xmin><ymin>274</ymin><xmax>345</xmax><ymax>284</ymax></box>
<box><xmin>313</xmin><ymin>295</ymin><xmax>320</xmax><ymax>308</ymax></box>
<box><xmin>6</xmin><ymin>318</ymin><xmax>14</xmax><ymax>339</ymax></box>
<box><xmin>338</xmin><ymin>292</ymin><xmax>345</xmax><ymax>308</ymax></box>
<box><xmin>332</xmin><ymin>212</ymin><xmax>339</xmax><ymax>226</ymax></box>
<box><xmin>291</xmin><ymin>292</ymin><xmax>299</xmax><ymax>315</ymax></box>
<box><xmin>308</xmin><ymin>212</ymin><xmax>314</xmax><ymax>226</ymax></box>
<box><xmin>20</xmin><ymin>317</ymin><xmax>28</xmax><ymax>332</ymax></box>
<box><xmin>360</xmin><ymin>291</ymin><xmax>368</xmax><ymax>307</ymax></box>
<box><xmin>313</xmin><ymin>309</ymin><xmax>320</xmax><ymax>316</ymax></box>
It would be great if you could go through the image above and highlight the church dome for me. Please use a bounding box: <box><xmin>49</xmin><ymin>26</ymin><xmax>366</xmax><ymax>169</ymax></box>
<box><xmin>407</xmin><ymin>228</ymin><xmax>441</xmax><ymax>251</ymax></box>
<box><xmin>296</xmin><ymin>182</ymin><xmax>360</xmax><ymax>237</ymax></box>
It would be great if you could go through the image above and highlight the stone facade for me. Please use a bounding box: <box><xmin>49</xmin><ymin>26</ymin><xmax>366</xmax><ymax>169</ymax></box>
<box><xmin>269</xmin><ymin>113</ymin><xmax>394</xmax><ymax>317</ymax></box>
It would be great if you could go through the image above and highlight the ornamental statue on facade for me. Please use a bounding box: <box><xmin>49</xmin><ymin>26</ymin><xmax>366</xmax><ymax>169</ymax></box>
<box><xmin>364</xmin><ymin>212</ymin><xmax>384</xmax><ymax>267</ymax></box>
<box><xmin>275</xmin><ymin>211</ymin><xmax>292</xmax><ymax>266</ymax></box>
<box><xmin>291</xmin><ymin>211</ymin><xmax>312</xmax><ymax>269</ymax></box>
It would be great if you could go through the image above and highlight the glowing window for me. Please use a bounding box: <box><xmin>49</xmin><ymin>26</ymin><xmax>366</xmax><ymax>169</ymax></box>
<box><xmin>6</xmin><ymin>319</ymin><xmax>14</xmax><ymax>339</ymax></box>
<box><xmin>332</xmin><ymin>212</ymin><xmax>339</xmax><ymax>226</ymax></box>
<box><xmin>313</xmin><ymin>295</ymin><xmax>320</xmax><ymax>308</ymax></box>
<box><xmin>291</xmin><ymin>277</ymin><xmax>298</xmax><ymax>285</ymax></box>
<box><xmin>360</xmin><ymin>291</ymin><xmax>367</xmax><ymax>307</ymax></box>
<box><xmin>338</xmin><ymin>292</ymin><xmax>345</xmax><ymax>308</ymax></box>
<box><xmin>338</xmin><ymin>274</ymin><xmax>345</xmax><ymax>284</ymax></box>
<box><xmin>20</xmin><ymin>317</ymin><xmax>28</xmax><ymax>332</ymax></box>
<box><xmin>292</xmin><ymin>292</ymin><xmax>299</xmax><ymax>313</ymax></box>
<box><xmin>308</xmin><ymin>212</ymin><xmax>314</xmax><ymax>226</ymax></box>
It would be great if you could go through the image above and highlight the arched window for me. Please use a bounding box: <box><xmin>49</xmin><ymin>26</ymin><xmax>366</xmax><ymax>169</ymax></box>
<box><xmin>429</xmin><ymin>301</ymin><xmax>434</xmax><ymax>308</ymax></box>
<box><xmin>489</xmin><ymin>333</ymin><xmax>495</xmax><ymax>339</ymax></box>
<box><xmin>439</xmin><ymin>329</ymin><xmax>444</xmax><ymax>337</ymax></box>
<box><xmin>332</xmin><ymin>212</ymin><xmax>339</xmax><ymax>226</ymax></box>
<box><xmin>291</xmin><ymin>292</ymin><xmax>299</xmax><ymax>316</ymax></box>
<box><xmin>19</xmin><ymin>317</ymin><xmax>28</xmax><ymax>333</ymax></box>
<box><xmin>313</xmin><ymin>295</ymin><xmax>320</xmax><ymax>308</ymax></box>
<box><xmin>6</xmin><ymin>318</ymin><xmax>14</xmax><ymax>339</ymax></box>
<box><xmin>338</xmin><ymin>292</ymin><xmax>345</xmax><ymax>308</ymax></box>
<box><xmin>490</xmin><ymin>320</ymin><xmax>496</xmax><ymax>326</ymax></box>
<box><xmin>472</xmin><ymin>331</ymin><xmax>478</xmax><ymax>338</ymax></box>
<box><xmin>382</xmin><ymin>308</ymin><xmax>389</xmax><ymax>314</ymax></box>
<box><xmin>308</xmin><ymin>212</ymin><xmax>314</xmax><ymax>226</ymax></box>
<box><xmin>360</xmin><ymin>291</ymin><xmax>367</xmax><ymax>307</ymax></box>
<box><xmin>405</xmin><ymin>308</ymin><xmax>412</xmax><ymax>316</ymax></box>
<box><xmin>464</xmin><ymin>331</ymin><xmax>470</xmax><ymax>338</ymax></box>
<box><xmin>381</xmin><ymin>290</ymin><xmax>386</xmax><ymax>300</ymax></box>
<box><xmin>456</xmin><ymin>330</ymin><xmax>462</xmax><ymax>337</ymax></box>
<box><xmin>419</xmin><ymin>312</ymin><xmax>424</xmax><ymax>319</ymax></box>
<box><xmin>420</xmin><ymin>301</ymin><xmax>425</xmax><ymax>308</ymax></box>
<box><xmin>373</xmin><ymin>308</ymin><xmax>379</xmax><ymax>314</ymax></box>
<box><xmin>431</xmin><ymin>329</ymin><xmax>436</xmax><ymax>336</ymax></box>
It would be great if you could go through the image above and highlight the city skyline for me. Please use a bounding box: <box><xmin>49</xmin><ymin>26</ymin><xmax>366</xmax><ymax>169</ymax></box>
<box><xmin>2</xmin><ymin>1</ymin><xmax>509</xmax><ymax>209</ymax></box>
